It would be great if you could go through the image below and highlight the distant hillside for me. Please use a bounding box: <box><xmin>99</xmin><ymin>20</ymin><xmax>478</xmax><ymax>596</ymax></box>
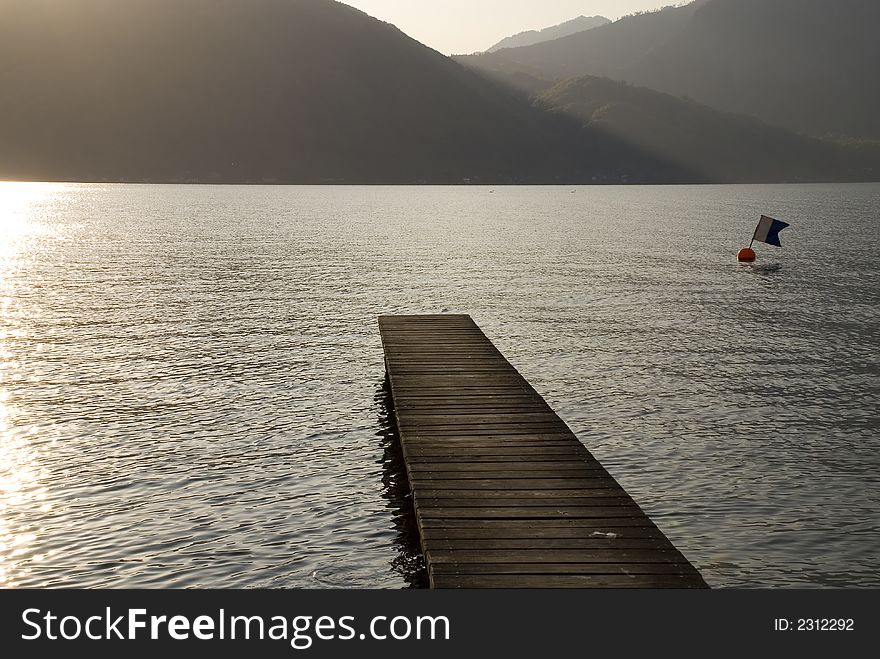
<box><xmin>0</xmin><ymin>0</ymin><xmax>874</xmax><ymax>184</ymax></box>
<box><xmin>624</xmin><ymin>0</ymin><xmax>880</xmax><ymax>139</ymax></box>
<box><xmin>536</xmin><ymin>76</ymin><xmax>876</xmax><ymax>183</ymax></box>
<box><xmin>459</xmin><ymin>4</ymin><xmax>699</xmax><ymax>91</ymax></box>
<box><xmin>487</xmin><ymin>16</ymin><xmax>610</xmax><ymax>53</ymax></box>
<box><xmin>461</xmin><ymin>0</ymin><xmax>880</xmax><ymax>140</ymax></box>
<box><xmin>0</xmin><ymin>0</ymin><xmax>603</xmax><ymax>183</ymax></box>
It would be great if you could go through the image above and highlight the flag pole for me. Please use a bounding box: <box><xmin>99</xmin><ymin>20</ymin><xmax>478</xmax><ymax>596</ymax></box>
<box><xmin>748</xmin><ymin>218</ymin><xmax>760</xmax><ymax>249</ymax></box>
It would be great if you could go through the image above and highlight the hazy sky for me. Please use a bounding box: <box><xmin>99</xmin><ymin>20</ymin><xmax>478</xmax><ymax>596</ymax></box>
<box><xmin>340</xmin><ymin>1</ymin><xmax>682</xmax><ymax>54</ymax></box>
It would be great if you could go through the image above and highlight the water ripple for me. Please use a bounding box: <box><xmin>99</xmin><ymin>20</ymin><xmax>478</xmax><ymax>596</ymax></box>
<box><xmin>0</xmin><ymin>182</ymin><xmax>877</xmax><ymax>588</ymax></box>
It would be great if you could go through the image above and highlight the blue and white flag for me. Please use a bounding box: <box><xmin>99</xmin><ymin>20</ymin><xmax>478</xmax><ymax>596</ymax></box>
<box><xmin>753</xmin><ymin>215</ymin><xmax>790</xmax><ymax>247</ymax></box>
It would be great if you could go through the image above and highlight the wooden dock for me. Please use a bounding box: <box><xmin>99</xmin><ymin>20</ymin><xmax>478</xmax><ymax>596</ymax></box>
<box><xmin>379</xmin><ymin>314</ymin><xmax>707</xmax><ymax>588</ymax></box>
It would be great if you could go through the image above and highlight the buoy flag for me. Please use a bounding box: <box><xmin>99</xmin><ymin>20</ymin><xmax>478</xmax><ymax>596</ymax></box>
<box><xmin>753</xmin><ymin>215</ymin><xmax>790</xmax><ymax>247</ymax></box>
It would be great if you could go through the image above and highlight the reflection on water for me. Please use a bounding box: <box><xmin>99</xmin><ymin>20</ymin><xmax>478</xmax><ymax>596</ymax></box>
<box><xmin>0</xmin><ymin>182</ymin><xmax>877</xmax><ymax>588</ymax></box>
<box><xmin>748</xmin><ymin>263</ymin><xmax>784</xmax><ymax>277</ymax></box>
<box><xmin>0</xmin><ymin>182</ymin><xmax>58</xmax><ymax>587</ymax></box>
<box><xmin>375</xmin><ymin>377</ymin><xmax>427</xmax><ymax>588</ymax></box>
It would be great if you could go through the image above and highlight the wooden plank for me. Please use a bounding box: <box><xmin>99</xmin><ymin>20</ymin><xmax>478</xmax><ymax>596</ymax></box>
<box><xmin>418</xmin><ymin>517</ymin><xmax>663</xmax><ymax>529</ymax></box>
<box><xmin>404</xmin><ymin>446</ymin><xmax>586</xmax><ymax>457</ymax></box>
<box><xmin>415</xmin><ymin>506</ymin><xmax>645</xmax><ymax>519</ymax></box>
<box><xmin>407</xmin><ymin>461</ymin><xmax>603</xmax><ymax>472</ymax></box>
<box><xmin>392</xmin><ymin>386</ymin><xmax>536</xmax><ymax>392</ymax></box>
<box><xmin>395</xmin><ymin>394</ymin><xmax>542</xmax><ymax>402</ymax></box>
<box><xmin>379</xmin><ymin>314</ymin><xmax>707</xmax><ymax>590</ymax></box>
<box><xmin>429</xmin><ymin>563</ymin><xmax>699</xmax><ymax>576</ymax></box>
<box><xmin>398</xmin><ymin>405</ymin><xmax>554</xmax><ymax>413</ymax></box>
<box><xmin>405</xmin><ymin>454</ymin><xmax>593</xmax><ymax>463</ymax></box>
<box><xmin>425</xmin><ymin>549</ymin><xmax>690</xmax><ymax>564</ymax></box>
<box><xmin>405</xmin><ymin>443</ymin><xmax>582</xmax><ymax>452</ymax></box>
<box><xmin>407</xmin><ymin>478</ymin><xmax>626</xmax><ymax>489</ymax></box>
<box><xmin>414</xmin><ymin>488</ymin><xmax>627</xmax><ymax>498</ymax></box>
<box><xmin>415</xmin><ymin>497</ymin><xmax>634</xmax><ymax>508</ymax></box>
<box><xmin>398</xmin><ymin>413</ymin><xmax>565</xmax><ymax>424</ymax></box>
<box><xmin>420</xmin><ymin>528</ymin><xmax>669</xmax><ymax>541</ymax></box>
<box><xmin>409</xmin><ymin>480</ymin><xmax>624</xmax><ymax>493</ymax></box>
<box><xmin>408</xmin><ymin>470</ymin><xmax>612</xmax><ymax>479</ymax></box>
<box><xmin>406</xmin><ymin>422</ymin><xmax>563</xmax><ymax>430</ymax></box>
<box><xmin>402</xmin><ymin>440</ymin><xmax>590</xmax><ymax>451</ymax></box>
<box><xmin>400</xmin><ymin>435</ymin><xmax>577</xmax><ymax>444</ymax></box>
<box><xmin>421</xmin><ymin>538</ymin><xmax>674</xmax><ymax>551</ymax></box>
<box><xmin>406</xmin><ymin>458</ymin><xmax>601</xmax><ymax>469</ymax></box>
<box><xmin>400</xmin><ymin>427</ymin><xmax>574</xmax><ymax>437</ymax></box>
<box><xmin>399</xmin><ymin>407</ymin><xmax>554</xmax><ymax>415</ymax></box>
<box><xmin>405</xmin><ymin>455</ymin><xmax>592</xmax><ymax>463</ymax></box>
<box><xmin>429</xmin><ymin>574</ymin><xmax>705</xmax><ymax>589</ymax></box>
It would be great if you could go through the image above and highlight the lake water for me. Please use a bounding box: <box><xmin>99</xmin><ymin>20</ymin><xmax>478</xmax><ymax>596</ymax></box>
<box><xmin>1</xmin><ymin>182</ymin><xmax>878</xmax><ymax>589</ymax></box>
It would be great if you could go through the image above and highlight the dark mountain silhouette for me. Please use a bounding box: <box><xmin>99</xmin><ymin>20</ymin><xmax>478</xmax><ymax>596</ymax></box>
<box><xmin>0</xmin><ymin>0</ymin><xmax>875</xmax><ymax>183</ymax></box>
<box><xmin>537</xmin><ymin>76</ymin><xmax>875</xmax><ymax>183</ymax></box>
<box><xmin>0</xmin><ymin>0</ymin><xmax>602</xmax><ymax>183</ymax></box>
<box><xmin>461</xmin><ymin>0</ymin><xmax>880</xmax><ymax>140</ymax></box>
<box><xmin>486</xmin><ymin>16</ymin><xmax>610</xmax><ymax>53</ymax></box>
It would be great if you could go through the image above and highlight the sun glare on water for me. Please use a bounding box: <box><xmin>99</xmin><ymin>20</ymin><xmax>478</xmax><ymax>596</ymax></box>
<box><xmin>0</xmin><ymin>181</ymin><xmax>61</xmax><ymax>586</ymax></box>
<box><xmin>0</xmin><ymin>182</ymin><xmax>67</xmax><ymax>270</ymax></box>
<box><xmin>0</xmin><ymin>181</ymin><xmax>61</xmax><ymax>246</ymax></box>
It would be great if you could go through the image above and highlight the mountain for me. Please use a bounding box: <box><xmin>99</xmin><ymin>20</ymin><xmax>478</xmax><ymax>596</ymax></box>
<box><xmin>460</xmin><ymin>0</ymin><xmax>880</xmax><ymax>140</ymax></box>
<box><xmin>0</xmin><ymin>0</ymin><xmax>593</xmax><ymax>183</ymax></box>
<box><xmin>486</xmin><ymin>16</ymin><xmax>610</xmax><ymax>53</ymax></box>
<box><xmin>459</xmin><ymin>4</ymin><xmax>699</xmax><ymax>92</ymax></box>
<box><xmin>0</xmin><ymin>0</ymin><xmax>874</xmax><ymax>184</ymax></box>
<box><xmin>536</xmin><ymin>76</ymin><xmax>876</xmax><ymax>183</ymax></box>
<box><xmin>624</xmin><ymin>0</ymin><xmax>880</xmax><ymax>140</ymax></box>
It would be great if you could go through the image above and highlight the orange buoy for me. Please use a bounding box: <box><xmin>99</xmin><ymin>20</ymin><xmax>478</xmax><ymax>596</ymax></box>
<box><xmin>737</xmin><ymin>247</ymin><xmax>756</xmax><ymax>263</ymax></box>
